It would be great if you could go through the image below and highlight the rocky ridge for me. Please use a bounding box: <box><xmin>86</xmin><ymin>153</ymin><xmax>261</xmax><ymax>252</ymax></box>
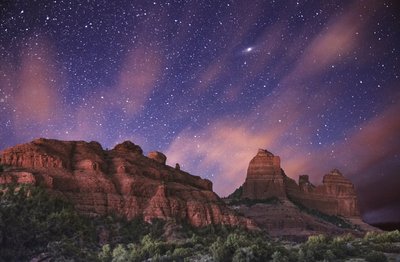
<box><xmin>0</xmin><ymin>138</ymin><xmax>253</xmax><ymax>228</ymax></box>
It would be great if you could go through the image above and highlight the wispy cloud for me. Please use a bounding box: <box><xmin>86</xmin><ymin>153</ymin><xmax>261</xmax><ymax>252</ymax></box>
<box><xmin>13</xmin><ymin>38</ymin><xmax>64</xmax><ymax>123</ymax></box>
<box><xmin>115</xmin><ymin>45</ymin><xmax>163</xmax><ymax>115</ymax></box>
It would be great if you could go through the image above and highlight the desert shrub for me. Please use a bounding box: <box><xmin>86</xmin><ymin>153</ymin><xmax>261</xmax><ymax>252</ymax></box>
<box><xmin>271</xmin><ymin>250</ymin><xmax>289</xmax><ymax>262</ymax></box>
<box><xmin>149</xmin><ymin>218</ymin><xmax>167</xmax><ymax>238</ymax></box>
<box><xmin>333</xmin><ymin>233</ymin><xmax>354</xmax><ymax>242</ymax></box>
<box><xmin>0</xmin><ymin>184</ymin><xmax>96</xmax><ymax>261</ymax></box>
<box><xmin>297</xmin><ymin>247</ymin><xmax>316</xmax><ymax>262</ymax></box>
<box><xmin>371</xmin><ymin>242</ymin><xmax>400</xmax><ymax>253</ymax></box>
<box><xmin>210</xmin><ymin>237</ymin><xmax>232</xmax><ymax>262</ymax></box>
<box><xmin>365</xmin><ymin>230</ymin><xmax>400</xmax><ymax>243</ymax></box>
<box><xmin>210</xmin><ymin>231</ymin><xmax>282</xmax><ymax>262</ymax></box>
<box><xmin>116</xmin><ymin>216</ymin><xmax>150</xmax><ymax>243</ymax></box>
<box><xmin>364</xmin><ymin>251</ymin><xmax>388</xmax><ymax>262</ymax></box>
<box><xmin>330</xmin><ymin>234</ymin><xmax>358</xmax><ymax>258</ymax></box>
<box><xmin>189</xmin><ymin>233</ymin><xmax>202</xmax><ymax>245</ymax></box>
<box><xmin>140</xmin><ymin>234</ymin><xmax>165</xmax><ymax>257</ymax></box>
<box><xmin>232</xmin><ymin>247</ymin><xmax>255</xmax><ymax>262</ymax></box>
<box><xmin>111</xmin><ymin>244</ymin><xmax>129</xmax><ymax>262</ymax></box>
<box><xmin>225</xmin><ymin>232</ymin><xmax>251</xmax><ymax>249</ymax></box>
<box><xmin>323</xmin><ymin>250</ymin><xmax>336</xmax><ymax>261</ymax></box>
<box><xmin>98</xmin><ymin>244</ymin><xmax>112</xmax><ymax>262</ymax></box>
<box><xmin>172</xmin><ymin>247</ymin><xmax>192</xmax><ymax>259</ymax></box>
<box><xmin>248</xmin><ymin>239</ymin><xmax>276</xmax><ymax>261</ymax></box>
<box><xmin>306</xmin><ymin>234</ymin><xmax>329</xmax><ymax>245</ymax></box>
<box><xmin>298</xmin><ymin>235</ymin><xmax>331</xmax><ymax>261</ymax></box>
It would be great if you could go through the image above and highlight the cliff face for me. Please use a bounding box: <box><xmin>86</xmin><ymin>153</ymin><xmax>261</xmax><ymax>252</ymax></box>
<box><xmin>241</xmin><ymin>149</ymin><xmax>360</xmax><ymax>218</ymax></box>
<box><xmin>286</xmin><ymin>170</ymin><xmax>359</xmax><ymax>217</ymax></box>
<box><xmin>0</xmin><ymin>138</ymin><xmax>253</xmax><ymax>228</ymax></box>
<box><xmin>242</xmin><ymin>149</ymin><xmax>285</xmax><ymax>199</ymax></box>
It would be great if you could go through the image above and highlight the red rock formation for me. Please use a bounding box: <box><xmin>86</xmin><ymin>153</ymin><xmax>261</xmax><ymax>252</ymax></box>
<box><xmin>242</xmin><ymin>149</ymin><xmax>286</xmax><ymax>199</ymax></box>
<box><xmin>148</xmin><ymin>151</ymin><xmax>167</xmax><ymax>165</ymax></box>
<box><xmin>0</xmin><ymin>138</ymin><xmax>253</xmax><ymax>228</ymax></box>
<box><xmin>239</xmin><ymin>149</ymin><xmax>360</xmax><ymax>218</ymax></box>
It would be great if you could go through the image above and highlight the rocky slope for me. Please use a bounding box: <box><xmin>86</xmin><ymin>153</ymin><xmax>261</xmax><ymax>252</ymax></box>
<box><xmin>0</xmin><ymin>138</ymin><xmax>253</xmax><ymax>228</ymax></box>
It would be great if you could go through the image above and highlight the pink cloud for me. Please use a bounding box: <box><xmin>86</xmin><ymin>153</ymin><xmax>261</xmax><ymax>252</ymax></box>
<box><xmin>284</xmin><ymin>1</ymin><xmax>377</xmax><ymax>84</ymax></box>
<box><xmin>166</xmin><ymin>121</ymin><xmax>273</xmax><ymax>196</ymax></box>
<box><xmin>115</xmin><ymin>45</ymin><xmax>163</xmax><ymax>115</ymax></box>
<box><xmin>13</xmin><ymin>38</ymin><xmax>64</xmax><ymax>124</ymax></box>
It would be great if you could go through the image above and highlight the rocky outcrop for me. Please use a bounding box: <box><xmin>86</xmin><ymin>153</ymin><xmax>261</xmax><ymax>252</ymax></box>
<box><xmin>0</xmin><ymin>138</ymin><xmax>253</xmax><ymax>228</ymax></box>
<box><xmin>148</xmin><ymin>151</ymin><xmax>167</xmax><ymax>165</ymax></box>
<box><xmin>242</xmin><ymin>149</ymin><xmax>286</xmax><ymax>199</ymax></box>
<box><xmin>239</xmin><ymin>149</ymin><xmax>360</xmax><ymax>218</ymax></box>
<box><xmin>224</xmin><ymin>149</ymin><xmax>373</xmax><ymax>238</ymax></box>
<box><xmin>285</xmin><ymin>169</ymin><xmax>360</xmax><ymax>218</ymax></box>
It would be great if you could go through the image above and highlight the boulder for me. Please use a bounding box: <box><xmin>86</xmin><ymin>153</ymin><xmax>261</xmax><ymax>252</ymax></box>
<box><xmin>148</xmin><ymin>151</ymin><xmax>167</xmax><ymax>165</ymax></box>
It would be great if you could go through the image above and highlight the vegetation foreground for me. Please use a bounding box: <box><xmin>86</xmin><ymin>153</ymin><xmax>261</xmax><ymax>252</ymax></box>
<box><xmin>0</xmin><ymin>185</ymin><xmax>399</xmax><ymax>261</ymax></box>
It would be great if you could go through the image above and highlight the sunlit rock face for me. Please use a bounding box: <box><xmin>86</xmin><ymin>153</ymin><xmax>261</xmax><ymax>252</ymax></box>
<box><xmin>241</xmin><ymin>149</ymin><xmax>360</xmax><ymax>218</ymax></box>
<box><xmin>0</xmin><ymin>138</ymin><xmax>254</xmax><ymax>228</ymax></box>
<box><xmin>242</xmin><ymin>149</ymin><xmax>286</xmax><ymax>199</ymax></box>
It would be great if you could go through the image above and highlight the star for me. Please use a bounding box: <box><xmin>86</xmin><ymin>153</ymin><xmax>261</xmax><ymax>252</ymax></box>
<box><xmin>243</xmin><ymin>47</ymin><xmax>254</xmax><ymax>53</ymax></box>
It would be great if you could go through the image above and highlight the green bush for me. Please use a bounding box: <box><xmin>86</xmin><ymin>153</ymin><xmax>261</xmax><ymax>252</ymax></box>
<box><xmin>271</xmin><ymin>250</ymin><xmax>289</xmax><ymax>262</ymax></box>
<box><xmin>98</xmin><ymin>244</ymin><xmax>112</xmax><ymax>262</ymax></box>
<box><xmin>172</xmin><ymin>247</ymin><xmax>192</xmax><ymax>259</ymax></box>
<box><xmin>210</xmin><ymin>237</ymin><xmax>232</xmax><ymax>262</ymax></box>
<box><xmin>111</xmin><ymin>244</ymin><xmax>129</xmax><ymax>262</ymax></box>
<box><xmin>371</xmin><ymin>242</ymin><xmax>400</xmax><ymax>253</ymax></box>
<box><xmin>364</xmin><ymin>251</ymin><xmax>388</xmax><ymax>262</ymax></box>
<box><xmin>298</xmin><ymin>235</ymin><xmax>332</xmax><ymax>261</ymax></box>
<box><xmin>331</xmin><ymin>235</ymin><xmax>355</xmax><ymax>258</ymax></box>
<box><xmin>0</xmin><ymin>185</ymin><xmax>96</xmax><ymax>261</ymax></box>
<box><xmin>232</xmin><ymin>247</ymin><xmax>255</xmax><ymax>262</ymax></box>
<box><xmin>365</xmin><ymin>230</ymin><xmax>400</xmax><ymax>243</ymax></box>
<box><xmin>226</xmin><ymin>233</ymin><xmax>251</xmax><ymax>249</ymax></box>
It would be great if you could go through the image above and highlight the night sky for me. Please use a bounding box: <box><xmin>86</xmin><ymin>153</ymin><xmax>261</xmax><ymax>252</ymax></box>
<box><xmin>1</xmin><ymin>0</ymin><xmax>399</xmax><ymax>225</ymax></box>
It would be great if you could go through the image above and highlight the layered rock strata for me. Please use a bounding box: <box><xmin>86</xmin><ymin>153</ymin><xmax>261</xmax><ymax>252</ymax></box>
<box><xmin>242</xmin><ymin>149</ymin><xmax>285</xmax><ymax>199</ymax></box>
<box><xmin>0</xmin><ymin>138</ymin><xmax>253</xmax><ymax>228</ymax></box>
<box><xmin>241</xmin><ymin>149</ymin><xmax>360</xmax><ymax>218</ymax></box>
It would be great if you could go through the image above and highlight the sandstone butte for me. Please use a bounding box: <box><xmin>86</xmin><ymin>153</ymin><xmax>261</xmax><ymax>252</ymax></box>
<box><xmin>228</xmin><ymin>149</ymin><xmax>377</xmax><ymax>237</ymax></box>
<box><xmin>0</xmin><ymin>138</ymin><xmax>254</xmax><ymax>228</ymax></box>
<box><xmin>242</xmin><ymin>149</ymin><xmax>359</xmax><ymax>217</ymax></box>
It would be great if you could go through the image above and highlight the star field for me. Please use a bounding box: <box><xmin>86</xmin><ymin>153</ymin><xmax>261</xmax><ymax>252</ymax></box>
<box><xmin>1</xmin><ymin>0</ymin><xmax>399</xmax><ymax>225</ymax></box>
